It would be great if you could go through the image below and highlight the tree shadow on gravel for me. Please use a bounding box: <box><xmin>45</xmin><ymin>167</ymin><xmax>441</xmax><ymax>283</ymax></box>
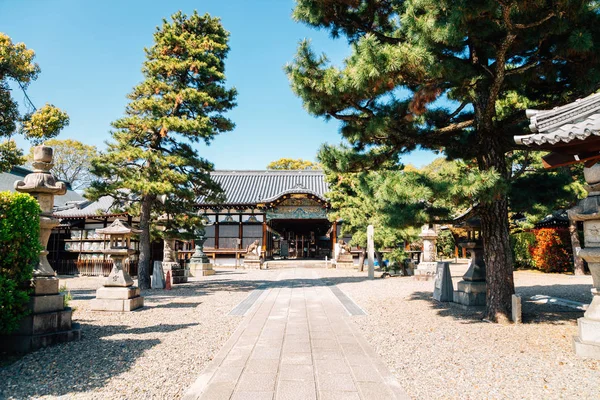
<box><xmin>0</xmin><ymin>321</ymin><xmax>196</xmax><ymax>398</ymax></box>
<box><xmin>144</xmin><ymin>302</ymin><xmax>202</xmax><ymax>310</ymax></box>
<box><xmin>407</xmin><ymin>291</ymin><xmax>487</xmax><ymax>324</ymax></box>
<box><xmin>68</xmin><ymin>288</ymin><xmax>96</xmax><ymax>300</ymax></box>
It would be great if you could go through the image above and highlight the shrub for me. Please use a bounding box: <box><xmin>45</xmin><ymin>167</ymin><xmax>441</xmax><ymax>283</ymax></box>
<box><xmin>0</xmin><ymin>191</ymin><xmax>41</xmax><ymax>334</ymax></box>
<box><xmin>511</xmin><ymin>231</ymin><xmax>536</xmax><ymax>269</ymax></box>
<box><xmin>530</xmin><ymin>228</ymin><xmax>573</xmax><ymax>273</ymax></box>
<box><xmin>436</xmin><ymin>229</ymin><xmax>456</xmax><ymax>259</ymax></box>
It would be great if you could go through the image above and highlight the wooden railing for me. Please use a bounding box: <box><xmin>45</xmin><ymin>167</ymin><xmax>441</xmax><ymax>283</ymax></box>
<box><xmin>50</xmin><ymin>259</ymin><xmax>138</xmax><ymax>277</ymax></box>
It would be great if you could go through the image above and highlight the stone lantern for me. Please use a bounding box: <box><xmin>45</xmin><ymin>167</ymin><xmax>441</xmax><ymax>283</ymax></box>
<box><xmin>568</xmin><ymin>164</ymin><xmax>600</xmax><ymax>357</ymax></box>
<box><xmin>454</xmin><ymin>218</ymin><xmax>486</xmax><ymax>307</ymax></box>
<box><xmin>161</xmin><ymin>233</ymin><xmax>188</xmax><ymax>284</ymax></box>
<box><xmin>188</xmin><ymin>226</ymin><xmax>215</xmax><ymax>276</ymax></box>
<box><xmin>415</xmin><ymin>224</ymin><xmax>438</xmax><ymax>279</ymax></box>
<box><xmin>2</xmin><ymin>145</ymin><xmax>81</xmax><ymax>353</ymax></box>
<box><xmin>90</xmin><ymin>219</ymin><xmax>144</xmax><ymax>311</ymax></box>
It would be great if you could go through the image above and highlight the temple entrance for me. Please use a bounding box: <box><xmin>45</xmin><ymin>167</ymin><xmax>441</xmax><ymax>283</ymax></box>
<box><xmin>269</xmin><ymin>219</ymin><xmax>332</xmax><ymax>259</ymax></box>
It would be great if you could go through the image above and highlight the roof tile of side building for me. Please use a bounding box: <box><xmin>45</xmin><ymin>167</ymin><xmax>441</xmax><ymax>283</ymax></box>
<box><xmin>197</xmin><ymin>170</ymin><xmax>329</xmax><ymax>205</ymax></box>
<box><xmin>515</xmin><ymin>92</ymin><xmax>600</xmax><ymax>146</ymax></box>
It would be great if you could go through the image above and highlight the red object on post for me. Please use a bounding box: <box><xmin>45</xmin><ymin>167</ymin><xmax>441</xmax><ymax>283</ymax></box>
<box><xmin>165</xmin><ymin>271</ymin><xmax>172</xmax><ymax>290</ymax></box>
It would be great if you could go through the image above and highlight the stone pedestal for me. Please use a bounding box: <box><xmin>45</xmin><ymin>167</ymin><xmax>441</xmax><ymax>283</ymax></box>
<box><xmin>0</xmin><ymin>277</ymin><xmax>81</xmax><ymax>353</ymax></box>
<box><xmin>163</xmin><ymin>261</ymin><xmax>188</xmax><ymax>284</ymax></box>
<box><xmin>189</xmin><ymin>261</ymin><xmax>215</xmax><ymax>276</ymax></box>
<box><xmin>336</xmin><ymin>253</ymin><xmax>355</xmax><ymax>269</ymax></box>
<box><xmin>453</xmin><ymin>242</ymin><xmax>487</xmax><ymax>307</ymax></box>
<box><xmin>243</xmin><ymin>254</ymin><xmax>263</xmax><ymax>269</ymax></box>
<box><xmin>414</xmin><ymin>262</ymin><xmax>437</xmax><ymax>280</ymax></box>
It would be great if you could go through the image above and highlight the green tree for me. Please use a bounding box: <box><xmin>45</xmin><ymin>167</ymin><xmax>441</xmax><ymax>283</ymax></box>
<box><xmin>87</xmin><ymin>11</ymin><xmax>235</xmax><ymax>289</ymax></box>
<box><xmin>267</xmin><ymin>158</ymin><xmax>320</xmax><ymax>170</ymax></box>
<box><xmin>0</xmin><ymin>33</ymin><xmax>69</xmax><ymax>171</ymax></box>
<box><xmin>287</xmin><ymin>1</ymin><xmax>600</xmax><ymax>322</ymax></box>
<box><xmin>26</xmin><ymin>139</ymin><xmax>98</xmax><ymax>190</ymax></box>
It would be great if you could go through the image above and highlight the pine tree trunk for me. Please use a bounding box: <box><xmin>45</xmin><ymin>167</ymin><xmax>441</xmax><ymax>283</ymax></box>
<box><xmin>569</xmin><ymin>218</ymin><xmax>585</xmax><ymax>275</ymax></box>
<box><xmin>358</xmin><ymin>248</ymin><xmax>366</xmax><ymax>272</ymax></box>
<box><xmin>478</xmin><ymin>137</ymin><xmax>515</xmax><ymax>323</ymax></box>
<box><xmin>137</xmin><ymin>195</ymin><xmax>153</xmax><ymax>290</ymax></box>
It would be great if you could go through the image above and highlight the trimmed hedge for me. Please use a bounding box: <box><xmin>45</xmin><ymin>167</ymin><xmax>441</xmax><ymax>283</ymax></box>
<box><xmin>511</xmin><ymin>231</ymin><xmax>536</xmax><ymax>269</ymax></box>
<box><xmin>0</xmin><ymin>191</ymin><xmax>41</xmax><ymax>334</ymax></box>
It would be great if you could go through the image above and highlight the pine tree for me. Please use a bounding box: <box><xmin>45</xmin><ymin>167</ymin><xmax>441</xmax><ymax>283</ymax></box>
<box><xmin>287</xmin><ymin>1</ymin><xmax>600</xmax><ymax>322</ymax></box>
<box><xmin>87</xmin><ymin>11</ymin><xmax>236</xmax><ymax>289</ymax></box>
<box><xmin>0</xmin><ymin>33</ymin><xmax>69</xmax><ymax>171</ymax></box>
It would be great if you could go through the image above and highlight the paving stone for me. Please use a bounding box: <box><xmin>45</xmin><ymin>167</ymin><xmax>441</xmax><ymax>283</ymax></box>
<box><xmin>283</xmin><ymin>341</ymin><xmax>311</xmax><ymax>353</ymax></box>
<box><xmin>349</xmin><ymin>364</ymin><xmax>381</xmax><ymax>382</ymax></box>
<box><xmin>315</xmin><ymin>359</ymin><xmax>351</xmax><ymax>375</ymax></box>
<box><xmin>356</xmin><ymin>381</ymin><xmax>396</xmax><ymax>400</ymax></box>
<box><xmin>311</xmin><ymin>339</ymin><xmax>338</xmax><ymax>349</ymax></box>
<box><xmin>232</xmin><ymin>391</ymin><xmax>274</xmax><ymax>400</ymax></box>
<box><xmin>211</xmin><ymin>365</ymin><xmax>244</xmax><ymax>383</ymax></box>
<box><xmin>276</xmin><ymin>380</ymin><xmax>317</xmax><ymax>400</ymax></box>
<box><xmin>316</xmin><ymin>373</ymin><xmax>357</xmax><ymax>392</ymax></box>
<box><xmin>279</xmin><ymin>364</ymin><xmax>315</xmax><ymax>381</ymax></box>
<box><xmin>312</xmin><ymin>349</ymin><xmax>344</xmax><ymax>360</ymax></box>
<box><xmin>237</xmin><ymin>373</ymin><xmax>277</xmax><ymax>392</ymax></box>
<box><xmin>200</xmin><ymin>382</ymin><xmax>236</xmax><ymax>400</ymax></box>
<box><xmin>281</xmin><ymin>352</ymin><xmax>313</xmax><ymax>365</ymax></box>
<box><xmin>319</xmin><ymin>391</ymin><xmax>361</xmax><ymax>400</ymax></box>
<box><xmin>246</xmin><ymin>358</ymin><xmax>280</xmax><ymax>374</ymax></box>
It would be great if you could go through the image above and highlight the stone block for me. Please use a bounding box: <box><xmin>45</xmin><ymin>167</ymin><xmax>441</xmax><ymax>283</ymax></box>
<box><xmin>573</xmin><ymin>336</ymin><xmax>600</xmax><ymax>359</ymax></box>
<box><xmin>456</xmin><ymin>280</ymin><xmax>486</xmax><ymax>294</ymax></box>
<box><xmin>91</xmin><ymin>296</ymin><xmax>143</xmax><ymax>312</ymax></box>
<box><xmin>172</xmin><ymin>276</ymin><xmax>188</xmax><ymax>284</ymax></box>
<box><xmin>578</xmin><ymin>317</ymin><xmax>600</xmax><ymax>343</ymax></box>
<box><xmin>0</xmin><ymin>322</ymin><xmax>81</xmax><ymax>353</ymax></box>
<box><xmin>32</xmin><ymin>277</ymin><xmax>59</xmax><ymax>295</ymax></box>
<box><xmin>453</xmin><ymin>289</ymin><xmax>486</xmax><ymax>307</ymax></box>
<box><xmin>30</xmin><ymin>294</ymin><xmax>64</xmax><ymax>314</ymax></box>
<box><xmin>336</xmin><ymin>261</ymin><xmax>355</xmax><ymax>270</ymax></box>
<box><xmin>16</xmin><ymin>308</ymin><xmax>73</xmax><ymax>335</ymax></box>
<box><xmin>96</xmin><ymin>286</ymin><xmax>140</xmax><ymax>299</ymax></box>
<box><xmin>243</xmin><ymin>260</ymin><xmax>262</xmax><ymax>269</ymax></box>
<box><xmin>152</xmin><ymin>261</ymin><xmax>166</xmax><ymax>289</ymax></box>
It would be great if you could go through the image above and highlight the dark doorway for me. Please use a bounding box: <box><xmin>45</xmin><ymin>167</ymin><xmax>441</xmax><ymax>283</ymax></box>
<box><xmin>269</xmin><ymin>219</ymin><xmax>332</xmax><ymax>259</ymax></box>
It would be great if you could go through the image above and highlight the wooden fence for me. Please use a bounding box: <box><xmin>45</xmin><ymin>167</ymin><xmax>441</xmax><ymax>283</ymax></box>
<box><xmin>50</xmin><ymin>259</ymin><xmax>139</xmax><ymax>277</ymax></box>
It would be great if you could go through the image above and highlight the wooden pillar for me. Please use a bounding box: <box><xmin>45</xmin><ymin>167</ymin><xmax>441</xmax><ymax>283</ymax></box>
<box><xmin>215</xmin><ymin>221</ymin><xmax>219</xmax><ymax>249</ymax></box>
<box><xmin>454</xmin><ymin>245</ymin><xmax>459</xmax><ymax>258</ymax></box>
<box><xmin>462</xmin><ymin>246</ymin><xmax>467</xmax><ymax>258</ymax></box>
<box><xmin>332</xmin><ymin>221</ymin><xmax>338</xmax><ymax>250</ymax></box>
<box><xmin>262</xmin><ymin>220</ymin><xmax>267</xmax><ymax>254</ymax></box>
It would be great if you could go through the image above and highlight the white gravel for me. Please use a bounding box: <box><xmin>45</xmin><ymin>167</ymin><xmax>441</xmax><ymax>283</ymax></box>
<box><xmin>317</xmin><ymin>264</ymin><xmax>600</xmax><ymax>400</ymax></box>
<box><xmin>0</xmin><ymin>268</ymin><xmax>278</xmax><ymax>400</ymax></box>
<box><xmin>2</xmin><ymin>264</ymin><xmax>599</xmax><ymax>399</ymax></box>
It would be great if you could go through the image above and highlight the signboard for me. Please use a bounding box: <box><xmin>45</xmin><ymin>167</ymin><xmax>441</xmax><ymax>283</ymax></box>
<box><xmin>280</xmin><ymin>240</ymin><xmax>289</xmax><ymax>258</ymax></box>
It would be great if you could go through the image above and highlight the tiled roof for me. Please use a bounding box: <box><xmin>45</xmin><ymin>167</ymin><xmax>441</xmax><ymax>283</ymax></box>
<box><xmin>53</xmin><ymin>195</ymin><xmax>122</xmax><ymax>218</ymax></box>
<box><xmin>198</xmin><ymin>170</ymin><xmax>329</xmax><ymax>205</ymax></box>
<box><xmin>0</xmin><ymin>166</ymin><xmax>84</xmax><ymax>208</ymax></box>
<box><xmin>515</xmin><ymin>92</ymin><xmax>600</xmax><ymax>146</ymax></box>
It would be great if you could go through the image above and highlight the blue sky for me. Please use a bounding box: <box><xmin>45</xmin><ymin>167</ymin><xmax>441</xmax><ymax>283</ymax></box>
<box><xmin>1</xmin><ymin>0</ymin><xmax>437</xmax><ymax>170</ymax></box>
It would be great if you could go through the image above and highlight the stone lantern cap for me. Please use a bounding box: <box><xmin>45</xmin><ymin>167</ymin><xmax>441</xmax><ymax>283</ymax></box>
<box><xmin>419</xmin><ymin>224</ymin><xmax>437</xmax><ymax>239</ymax></box>
<box><xmin>97</xmin><ymin>219</ymin><xmax>141</xmax><ymax>236</ymax></box>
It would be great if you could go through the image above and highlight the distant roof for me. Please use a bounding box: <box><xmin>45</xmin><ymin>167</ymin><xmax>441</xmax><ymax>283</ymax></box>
<box><xmin>0</xmin><ymin>166</ymin><xmax>84</xmax><ymax>208</ymax></box>
<box><xmin>515</xmin><ymin>92</ymin><xmax>600</xmax><ymax>167</ymax></box>
<box><xmin>198</xmin><ymin>170</ymin><xmax>329</xmax><ymax>205</ymax></box>
<box><xmin>53</xmin><ymin>195</ymin><xmax>122</xmax><ymax>218</ymax></box>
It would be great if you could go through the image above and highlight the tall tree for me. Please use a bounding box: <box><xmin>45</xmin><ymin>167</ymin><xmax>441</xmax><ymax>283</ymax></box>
<box><xmin>26</xmin><ymin>139</ymin><xmax>98</xmax><ymax>190</ymax></box>
<box><xmin>87</xmin><ymin>11</ymin><xmax>236</xmax><ymax>289</ymax></box>
<box><xmin>0</xmin><ymin>33</ymin><xmax>69</xmax><ymax>171</ymax></box>
<box><xmin>267</xmin><ymin>158</ymin><xmax>320</xmax><ymax>170</ymax></box>
<box><xmin>287</xmin><ymin>1</ymin><xmax>600</xmax><ymax>322</ymax></box>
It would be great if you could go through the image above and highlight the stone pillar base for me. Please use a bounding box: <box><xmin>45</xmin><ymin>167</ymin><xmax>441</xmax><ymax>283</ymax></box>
<box><xmin>0</xmin><ymin>277</ymin><xmax>81</xmax><ymax>353</ymax></box>
<box><xmin>189</xmin><ymin>262</ymin><xmax>215</xmax><ymax>276</ymax></box>
<box><xmin>243</xmin><ymin>259</ymin><xmax>263</xmax><ymax>269</ymax></box>
<box><xmin>414</xmin><ymin>262</ymin><xmax>437</xmax><ymax>280</ymax></box>
<box><xmin>91</xmin><ymin>286</ymin><xmax>143</xmax><ymax>312</ymax></box>
<box><xmin>574</xmin><ymin>317</ymin><xmax>600</xmax><ymax>358</ymax></box>
<box><xmin>453</xmin><ymin>280</ymin><xmax>486</xmax><ymax>307</ymax></box>
<box><xmin>335</xmin><ymin>261</ymin><xmax>355</xmax><ymax>269</ymax></box>
<box><xmin>163</xmin><ymin>261</ymin><xmax>188</xmax><ymax>284</ymax></box>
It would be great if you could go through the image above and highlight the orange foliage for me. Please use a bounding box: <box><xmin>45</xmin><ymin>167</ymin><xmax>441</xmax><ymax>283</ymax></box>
<box><xmin>530</xmin><ymin>228</ymin><xmax>573</xmax><ymax>273</ymax></box>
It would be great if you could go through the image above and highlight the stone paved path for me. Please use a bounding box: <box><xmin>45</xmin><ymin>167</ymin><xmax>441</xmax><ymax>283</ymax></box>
<box><xmin>183</xmin><ymin>268</ymin><xmax>408</xmax><ymax>400</ymax></box>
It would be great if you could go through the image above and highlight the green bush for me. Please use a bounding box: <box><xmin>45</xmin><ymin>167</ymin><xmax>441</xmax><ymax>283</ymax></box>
<box><xmin>0</xmin><ymin>191</ymin><xmax>41</xmax><ymax>334</ymax></box>
<box><xmin>511</xmin><ymin>231</ymin><xmax>536</xmax><ymax>269</ymax></box>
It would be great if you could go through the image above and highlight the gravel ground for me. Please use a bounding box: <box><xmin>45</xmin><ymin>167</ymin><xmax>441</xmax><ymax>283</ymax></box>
<box><xmin>317</xmin><ymin>264</ymin><xmax>600</xmax><ymax>400</ymax></box>
<box><xmin>0</xmin><ymin>268</ymin><xmax>279</xmax><ymax>400</ymax></box>
<box><xmin>2</xmin><ymin>264</ymin><xmax>599</xmax><ymax>399</ymax></box>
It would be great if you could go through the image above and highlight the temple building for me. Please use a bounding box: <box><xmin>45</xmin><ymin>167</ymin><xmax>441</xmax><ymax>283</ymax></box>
<box><xmin>195</xmin><ymin>170</ymin><xmax>348</xmax><ymax>265</ymax></box>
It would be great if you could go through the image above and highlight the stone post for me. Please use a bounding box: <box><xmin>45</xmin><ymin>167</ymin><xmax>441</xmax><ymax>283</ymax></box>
<box><xmin>569</xmin><ymin>163</ymin><xmax>600</xmax><ymax>358</ymax></box>
<box><xmin>367</xmin><ymin>225</ymin><xmax>375</xmax><ymax>279</ymax></box>
<box><xmin>1</xmin><ymin>145</ymin><xmax>81</xmax><ymax>353</ymax></box>
<box><xmin>415</xmin><ymin>224</ymin><xmax>438</xmax><ymax>279</ymax></box>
